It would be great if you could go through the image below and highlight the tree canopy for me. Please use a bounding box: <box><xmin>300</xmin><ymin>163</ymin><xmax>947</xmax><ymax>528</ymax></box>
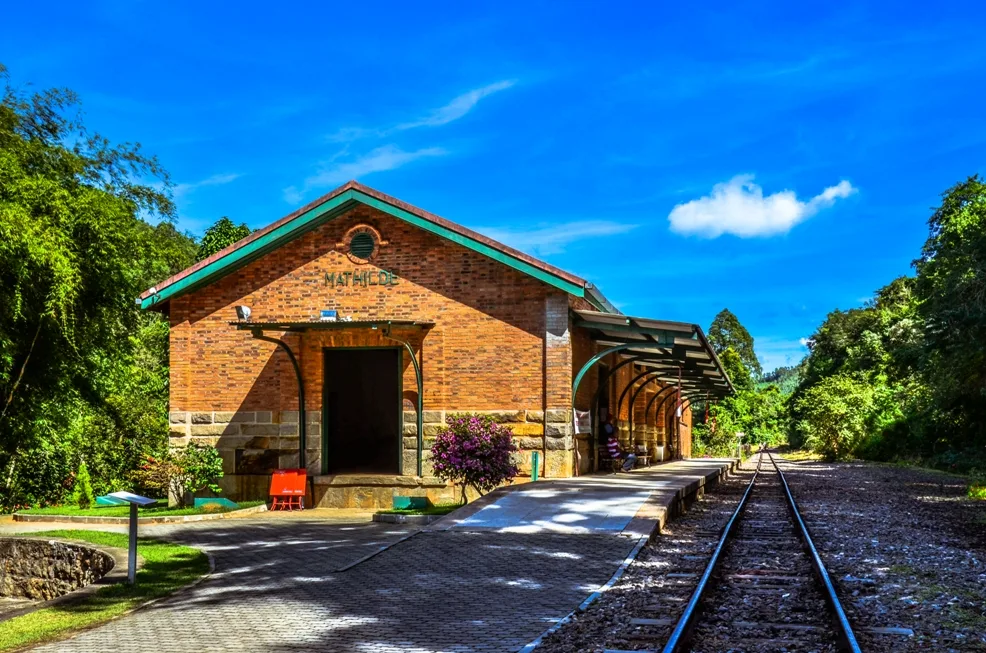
<box><xmin>790</xmin><ymin>176</ymin><xmax>986</xmax><ymax>466</ymax></box>
<box><xmin>709</xmin><ymin>308</ymin><xmax>762</xmax><ymax>378</ymax></box>
<box><xmin>694</xmin><ymin>310</ymin><xmax>787</xmax><ymax>456</ymax></box>
<box><xmin>0</xmin><ymin>65</ymin><xmax>197</xmax><ymax>508</ymax></box>
<box><xmin>197</xmin><ymin>216</ymin><xmax>250</xmax><ymax>261</ymax></box>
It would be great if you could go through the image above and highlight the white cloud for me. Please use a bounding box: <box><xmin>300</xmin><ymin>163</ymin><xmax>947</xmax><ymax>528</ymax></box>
<box><xmin>475</xmin><ymin>220</ymin><xmax>637</xmax><ymax>256</ymax></box>
<box><xmin>283</xmin><ymin>145</ymin><xmax>447</xmax><ymax>204</ymax></box>
<box><xmin>397</xmin><ymin>80</ymin><xmax>516</xmax><ymax>129</ymax></box>
<box><xmin>172</xmin><ymin>173</ymin><xmax>240</xmax><ymax>200</ymax></box>
<box><xmin>668</xmin><ymin>175</ymin><xmax>857</xmax><ymax>238</ymax></box>
<box><xmin>328</xmin><ymin>80</ymin><xmax>516</xmax><ymax>142</ymax></box>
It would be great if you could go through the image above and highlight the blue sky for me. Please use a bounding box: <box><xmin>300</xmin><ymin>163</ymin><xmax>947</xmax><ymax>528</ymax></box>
<box><xmin>3</xmin><ymin>2</ymin><xmax>985</xmax><ymax>371</ymax></box>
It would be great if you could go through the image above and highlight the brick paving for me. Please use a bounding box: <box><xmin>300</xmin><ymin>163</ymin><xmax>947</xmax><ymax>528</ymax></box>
<box><xmin>33</xmin><ymin>518</ymin><xmax>638</xmax><ymax>652</ymax></box>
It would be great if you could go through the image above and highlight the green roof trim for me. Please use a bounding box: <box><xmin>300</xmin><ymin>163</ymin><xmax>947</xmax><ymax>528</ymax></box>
<box><xmin>140</xmin><ymin>188</ymin><xmax>588</xmax><ymax>310</ymax></box>
<box><xmin>356</xmin><ymin>193</ymin><xmax>586</xmax><ymax>297</ymax></box>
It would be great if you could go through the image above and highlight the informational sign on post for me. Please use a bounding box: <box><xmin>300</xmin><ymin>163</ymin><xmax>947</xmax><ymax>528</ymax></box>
<box><xmin>107</xmin><ymin>491</ymin><xmax>158</xmax><ymax>584</ymax></box>
<box><xmin>573</xmin><ymin>410</ymin><xmax>592</xmax><ymax>434</ymax></box>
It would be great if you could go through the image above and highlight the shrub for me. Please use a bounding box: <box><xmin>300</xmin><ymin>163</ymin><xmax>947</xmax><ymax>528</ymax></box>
<box><xmin>430</xmin><ymin>414</ymin><xmax>519</xmax><ymax>504</ymax></box>
<box><xmin>130</xmin><ymin>443</ymin><xmax>224</xmax><ymax>508</ymax></box>
<box><xmin>74</xmin><ymin>461</ymin><xmax>96</xmax><ymax>510</ymax></box>
<box><xmin>969</xmin><ymin>472</ymin><xmax>986</xmax><ymax>500</ymax></box>
<box><xmin>793</xmin><ymin>373</ymin><xmax>875</xmax><ymax>461</ymax></box>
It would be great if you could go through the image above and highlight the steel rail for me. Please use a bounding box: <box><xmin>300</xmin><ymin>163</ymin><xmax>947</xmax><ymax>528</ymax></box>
<box><xmin>661</xmin><ymin>452</ymin><xmax>763</xmax><ymax>653</ymax></box>
<box><xmin>766</xmin><ymin>451</ymin><xmax>862</xmax><ymax>653</ymax></box>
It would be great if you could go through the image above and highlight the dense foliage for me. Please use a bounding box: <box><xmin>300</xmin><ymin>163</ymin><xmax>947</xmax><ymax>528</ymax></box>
<box><xmin>791</xmin><ymin>176</ymin><xmax>986</xmax><ymax>468</ymax></box>
<box><xmin>197</xmin><ymin>216</ymin><xmax>250</xmax><ymax>261</ymax></box>
<box><xmin>694</xmin><ymin>311</ymin><xmax>789</xmax><ymax>456</ymax></box>
<box><xmin>72</xmin><ymin>461</ymin><xmax>95</xmax><ymax>510</ymax></box>
<box><xmin>0</xmin><ymin>65</ymin><xmax>198</xmax><ymax>509</ymax></box>
<box><xmin>130</xmin><ymin>444</ymin><xmax>224</xmax><ymax>508</ymax></box>
<box><xmin>708</xmin><ymin>308</ymin><xmax>762</xmax><ymax>378</ymax></box>
<box><xmin>431</xmin><ymin>414</ymin><xmax>519</xmax><ymax>503</ymax></box>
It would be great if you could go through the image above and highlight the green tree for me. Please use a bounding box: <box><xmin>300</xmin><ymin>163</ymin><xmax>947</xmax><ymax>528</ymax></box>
<box><xmin>794</xmin><ymin>373</ymin><xmax>875</xmax><ymax>460</ymax></box>
<box><xmin>0</xmin><ymin>65</ymin><xmax>196</xmax><ymax>509</ymax></box>
<box><xmin>719</xmin><ymin>348</ymin><xmax>753</xmax><ymax>391</ymax></box>
<box><xmin>73</xmin><ymin>461</ymin><xmax>95</xmax><ymax>509</ymax></box>
<box><xmin>708</xmin><ymin>309</ymin><xmax>762</xmax><ymax>378</ymax></box>
<box><xmin>914</xmin><ymin>175</ymin><xmax>986</xmax><ymax>448</ymax></box>
<box><xmin>197</xmin><ymin>216</ymin><xmax>250</xmax><ymax>261</ymax></box>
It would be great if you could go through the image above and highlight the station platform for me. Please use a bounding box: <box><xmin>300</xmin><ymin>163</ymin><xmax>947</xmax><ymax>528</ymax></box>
<box><xmin>427</xmin><ymin>457</ymin><xmax>738</xmax><ymax>538</ymax></box>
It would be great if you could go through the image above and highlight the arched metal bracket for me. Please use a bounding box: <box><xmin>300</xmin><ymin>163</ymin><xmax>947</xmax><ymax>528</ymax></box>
<box><xmin>251</xmin><ymin>330</ymin><xmax>307</xmax><ymax>469</ymax></box>
<box><xmin>645</xmin><ymin>385</ymin><xmax>679</xmax><ymax>424</ymax></box>
<box><xmin>616</xmin><ymin>369</ymin><xmax>663</xmax><ymax>423</ymax></box>
<box><xmin>627</xmin><ymin>374</ymin><xmax>668</xmax><ymax>438</ymax></box>
<box><xmin>590</xmin><ymin>355</ymin><xmax>647</xmax><ymax>420</ymax></box>
<box><xmin>383</xmin><ymin>327</ymin><xmax>424</xmax><ymax>477</ymax></box>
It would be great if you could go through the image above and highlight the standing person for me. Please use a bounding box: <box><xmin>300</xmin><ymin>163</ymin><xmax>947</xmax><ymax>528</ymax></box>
<box><xmin>605</xmin><ymin>419</ymin><xmax>637</xmax><ymax>472</ymax></box>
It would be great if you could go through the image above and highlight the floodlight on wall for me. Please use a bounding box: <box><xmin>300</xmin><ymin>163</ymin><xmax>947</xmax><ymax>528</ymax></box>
<box><xmin>235</xmin><ymin>305</ymin><xmax>252</xmax><ymax>320</ymax></box>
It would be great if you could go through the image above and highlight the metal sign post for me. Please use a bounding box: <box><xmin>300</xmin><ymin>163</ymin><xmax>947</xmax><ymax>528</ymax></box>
<box><xmin>107</xmin><ymin>491</ymin><xmax>158</xmax><ymax>584</ymax></box>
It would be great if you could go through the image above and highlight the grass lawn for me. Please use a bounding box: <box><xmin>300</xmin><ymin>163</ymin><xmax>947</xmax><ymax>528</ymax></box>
<box><xmin>377</xmin><ymin>502</ymin><xmax>461</xmax><ymax>516</ymax></box>
<box><xmin>19</xmin><ymin>500</ymin><xmax>264</xmax><ymax>518</ymax></box>
<box><xmin>0</xmin><ymin>530</ymin><xmax>209</xmax><ymax>651</ymax></box>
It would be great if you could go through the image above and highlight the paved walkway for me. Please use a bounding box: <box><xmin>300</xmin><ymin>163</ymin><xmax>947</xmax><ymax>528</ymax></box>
<box><xmin>21</xmin><ymin>459</ymin><xmax>734</xmax><ymax>652</ymax></box>
<box><xmin>438</xmin><ymin>458</ymin><xmax>736</xmax><ymax>536</ymax></box>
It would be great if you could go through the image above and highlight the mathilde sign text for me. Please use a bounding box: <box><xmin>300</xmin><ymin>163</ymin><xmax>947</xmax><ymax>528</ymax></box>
<box><xmin>324</xmin><ymin>270</ymin><xmax>400</xmax><ymax>288</ymax></box>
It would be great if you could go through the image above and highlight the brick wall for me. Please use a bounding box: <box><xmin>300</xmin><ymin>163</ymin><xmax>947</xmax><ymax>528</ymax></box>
<box><xmin>166</xmin><ymin>206</ymin><xmax>583</xmax><ymax>495</ymax></box>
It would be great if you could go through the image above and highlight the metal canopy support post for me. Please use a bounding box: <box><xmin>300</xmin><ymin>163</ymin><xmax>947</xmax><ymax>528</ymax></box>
<box><xmin>627</xmin><ymin>374</ymin><xmax>665</xmax><ymax>444</ymax></box>
<box><xmin>251</xmin><ymin>329</ymin><xmax>306</xmax><ymax>469</ymax></box>
<box><xmin>383</xmin><ymin>326</ymin><xmax>424</xmax><ymax>477</ymax></box>
<box><xmin>656</xmin><ymin>390</ymin><xmax>699</xmax><ymax>460</ymax></box>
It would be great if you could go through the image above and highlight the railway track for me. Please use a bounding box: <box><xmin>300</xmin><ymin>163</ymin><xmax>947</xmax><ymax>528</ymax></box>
<box><xmin>611</xmin><ymin>449</ymin><xmax>861</xmax><ymax>653</ymax></box>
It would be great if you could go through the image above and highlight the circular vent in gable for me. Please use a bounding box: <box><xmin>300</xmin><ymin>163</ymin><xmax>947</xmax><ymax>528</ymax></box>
<box><xmin>349</xmin><ymin>232</ymin><xmax>375</xmax><ymax>259</ymax></box>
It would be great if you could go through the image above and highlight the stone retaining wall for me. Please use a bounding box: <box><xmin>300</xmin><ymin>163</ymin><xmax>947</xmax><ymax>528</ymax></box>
<box><xmin>0</xmin><ymin>538</ymin><xmax>114</xmax><ymax>601</ymax></box>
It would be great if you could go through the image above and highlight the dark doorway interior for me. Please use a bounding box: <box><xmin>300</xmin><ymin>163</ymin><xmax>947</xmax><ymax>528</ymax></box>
<box><xmin>322</xmin><ymin>348</ymin><xmax>401</xmax><ymax>475</ymax></box>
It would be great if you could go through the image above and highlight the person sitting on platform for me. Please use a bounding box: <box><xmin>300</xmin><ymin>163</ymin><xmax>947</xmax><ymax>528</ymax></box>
<box><xmin>606</xmin><ymin>431</ymin><xmax>637</xmax><ymax>473</ymax></box>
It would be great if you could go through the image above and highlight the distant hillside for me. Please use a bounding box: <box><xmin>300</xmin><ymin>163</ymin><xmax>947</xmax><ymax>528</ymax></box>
<box><xmin>760</xmin><ymin>365</ymin><xmax>801</xmax><ymax>395</ymax></box>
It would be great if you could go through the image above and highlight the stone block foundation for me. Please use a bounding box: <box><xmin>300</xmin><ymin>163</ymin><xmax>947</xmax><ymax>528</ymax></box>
<box><xmin>171</xmin><ymin>407</ymin><xmax>577</xmax><ymax>507</ymax></box>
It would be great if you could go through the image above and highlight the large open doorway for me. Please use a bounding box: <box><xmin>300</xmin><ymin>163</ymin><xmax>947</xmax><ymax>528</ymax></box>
<box><xmin>322</xmin><ymin>348</ymin><xmax>401</xmax><ymax>475</ymax></box>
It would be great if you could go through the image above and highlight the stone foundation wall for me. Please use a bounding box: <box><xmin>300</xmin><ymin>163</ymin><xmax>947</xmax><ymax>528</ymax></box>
<box><xmin>169</xmin><ymin>409</ymin><xmax>321</xmax><ymax>478</ymax></box>
<box><xmin>170</xmin><ymin>406</ymin><xmax>577</xmax><ymax>503</ymax></box>
<box><xmin>400</xmin><ymin>408</ymin><xmax>574</xmax><ymax>479</ymax></box>
<box><xmin>0</xmin><ymin>538</ymin><xmax>114</xmax><ymax>601</ymax></box>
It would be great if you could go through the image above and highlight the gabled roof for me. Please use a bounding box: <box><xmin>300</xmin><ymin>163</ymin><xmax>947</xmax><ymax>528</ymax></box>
<box><xmin>138</xmin><ymin>181</ymin><xmax>618</xmax><ymax>312</ymax></box>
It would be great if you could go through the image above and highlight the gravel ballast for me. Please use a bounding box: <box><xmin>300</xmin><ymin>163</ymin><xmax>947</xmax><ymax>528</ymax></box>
<box><xmin>534</xmin><ymin>455</ymin><xmax>986</xmax><ymax>652</ymax></box>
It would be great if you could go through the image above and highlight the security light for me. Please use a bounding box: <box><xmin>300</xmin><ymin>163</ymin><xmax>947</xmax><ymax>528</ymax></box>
<box><xmin>235</xmin><ymin>305</ymin><xmax>252</xmax><ymax>320</ymax></box>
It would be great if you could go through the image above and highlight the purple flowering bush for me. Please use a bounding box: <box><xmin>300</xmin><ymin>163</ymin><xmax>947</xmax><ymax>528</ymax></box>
<box><xmin>430</xmin><ymin>414</ymin><xmax>519</xmax><ymax>504</ymax></box>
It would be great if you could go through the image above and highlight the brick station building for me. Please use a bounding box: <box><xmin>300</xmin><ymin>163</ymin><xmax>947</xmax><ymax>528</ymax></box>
<box><xmin>140</xmin><ymin>182</ymin><xmax>732</xmax><ymax>508</ymax></box>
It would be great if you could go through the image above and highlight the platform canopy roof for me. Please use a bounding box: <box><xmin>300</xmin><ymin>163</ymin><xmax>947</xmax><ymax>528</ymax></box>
<box><xmin>572</xmin><ymin>309</ymin><xmax>734</xmax><ymax>397</ymax></box>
